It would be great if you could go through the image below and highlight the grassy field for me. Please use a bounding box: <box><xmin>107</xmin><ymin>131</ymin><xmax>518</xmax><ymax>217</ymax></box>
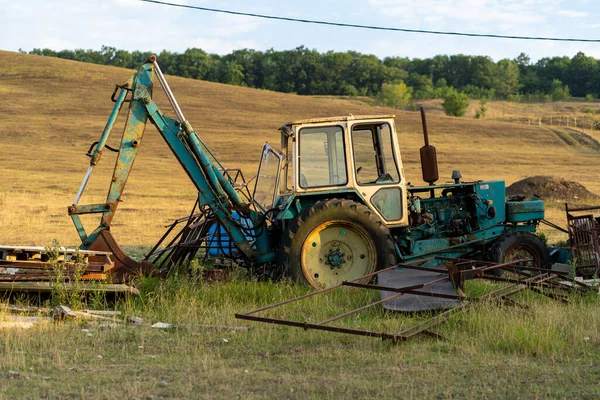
<box><xmin>1</xmin><ymin>50</ymin><xmax>600</xmax><ymax>398</ymax></box>
<box><xmin>1</xmin><ymin>277</ymin><xmax>600</xmax><ymax>399</ymax></box>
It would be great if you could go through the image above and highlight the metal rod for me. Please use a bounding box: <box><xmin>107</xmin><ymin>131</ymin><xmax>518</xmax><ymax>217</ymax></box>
<box><xmin>73</xmin><ymin>165</ymin><xmax>93</xmax><ymax>206</ymax></box>
<box><xmin>391</xmin><ymin>264</ymin><xmax>446</xmax><ymax>274</ymax></box>
<box><xmin>240</xmin><ymin>284</ymin><xmax>344</xmax><ymax>316</ymax></box>
<box><xmin>342</xmin><ymin>276</ymin><xmax>449</xmax><ymax>293</ymax></box>
<box><xmin>528</xmin><ymin>287</ymin><xmax>569</xmax><ymax>303</ymax></box>
<box><xmin>93</xmin><ymin>83</ymin><xmax>130</xmax><ymax>160</ymax></box>
<box><xmin>153</xmin><ymin>61</ymin><xmax>186</xmax><ymax>123</ymax></box>
<box><xmin>437</xmin><ymin>256</ymin><xmax>495</xmax><ymax>265</ymax></box>
<box><xmin>235</xmin><ymin>314</ymin><xmax>398</xmax><ymax>341</ymax></box>
<box><xmin>459</xmin><ymin>258</ymin><xmax>532</xmax><ymax>276</ymax></box>
<box><xmin>316</xmin><ymin>292</ymin><xmax>405</xmax><ymax>326</ymax></box>
<box><xmin>565</xmin><ymin>204</ymin><xmax>600</xmax><ymax>213</ymax></box>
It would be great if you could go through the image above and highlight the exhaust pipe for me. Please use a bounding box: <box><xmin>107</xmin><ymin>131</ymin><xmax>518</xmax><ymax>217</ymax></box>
<box><xmin>419</xmin><ymin>105</ymin><xmax>439</xmax><ymax>186</ymax></box>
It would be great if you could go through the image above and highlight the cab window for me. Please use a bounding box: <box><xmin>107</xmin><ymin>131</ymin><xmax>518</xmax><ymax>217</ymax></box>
<box><xmin>351</xmin><ymin>123</ymin><xmax>399</xmax><ymax>185</ymax></box>
<box><xmin>298</xmin><ymin>126</ymin><xmax>347</xmax><ymax>188</ymax></box>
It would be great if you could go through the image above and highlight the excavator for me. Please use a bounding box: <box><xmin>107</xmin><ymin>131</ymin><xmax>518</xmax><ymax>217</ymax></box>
<box><xmin>68</xmin><ymin>56</ymin><xmax>599</xmax><ymax>289</ymax></box>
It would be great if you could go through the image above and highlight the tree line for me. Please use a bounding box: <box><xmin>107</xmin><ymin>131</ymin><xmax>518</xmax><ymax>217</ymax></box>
<box><xmin>26</xmin><ymin>46</ymin><xmax>600</xmax><ymax>105</ymax></box>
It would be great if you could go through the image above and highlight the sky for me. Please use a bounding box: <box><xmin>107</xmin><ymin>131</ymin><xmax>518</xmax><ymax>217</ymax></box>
<box><xmin>1</xmin><ymin>0</ymin><xmax>599</xmax><ymax>62</ymax></box>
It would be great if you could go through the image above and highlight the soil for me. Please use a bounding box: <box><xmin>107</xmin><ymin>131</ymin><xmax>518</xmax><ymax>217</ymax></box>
<box><xmin>506</xmin><ymin>176</ymin><xmax>599</xmax><ymax>201</ymax></box>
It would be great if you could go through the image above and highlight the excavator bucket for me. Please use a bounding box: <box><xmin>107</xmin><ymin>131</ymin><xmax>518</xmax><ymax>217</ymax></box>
<box><xmin>87</xmin><ymin>230</ymin><xmax>154</xmax><ymax>282</ymax></box>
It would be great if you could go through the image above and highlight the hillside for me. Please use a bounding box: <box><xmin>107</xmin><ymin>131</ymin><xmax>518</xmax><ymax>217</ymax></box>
<box><xmin>0</xmin><ymin>50</ymin><xmax>599</xmax><ymax>247</ymax></box>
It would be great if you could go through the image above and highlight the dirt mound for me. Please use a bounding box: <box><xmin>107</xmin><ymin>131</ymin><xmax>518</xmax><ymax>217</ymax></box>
<box><xmin>506</xmin><ymin>176</ymin><xmax>599</xmax><ymax>201</ymax></box>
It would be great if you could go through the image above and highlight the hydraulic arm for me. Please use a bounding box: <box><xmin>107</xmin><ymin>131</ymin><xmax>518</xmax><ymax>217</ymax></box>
<box><xmin>68</xmin><ymin>56</ymin><xmax>274</xmax><ymax>277</ymax></box>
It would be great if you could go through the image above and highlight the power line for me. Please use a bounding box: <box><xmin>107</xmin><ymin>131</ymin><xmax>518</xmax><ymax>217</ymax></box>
<box><xmin>138</xmin><ymin>0</ymin><xmax>600</xmax><ymax>43</ymax></box>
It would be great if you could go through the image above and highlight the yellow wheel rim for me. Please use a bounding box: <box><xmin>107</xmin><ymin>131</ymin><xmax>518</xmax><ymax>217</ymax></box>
<box><xmin>301</xmin><ymin>220</ymin><xmax>377</xmax><ymax>289</ymax></box>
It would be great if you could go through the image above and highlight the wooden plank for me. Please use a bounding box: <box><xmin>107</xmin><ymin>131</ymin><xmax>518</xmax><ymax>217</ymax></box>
<box><xmin>0</xmin><ymin>245</ymin><xmax>112</xmax><ymax>256</ymax></box>
<box><xmin>0</xmin><ymin>281</ymin><xmax>139</xmax><ymax>295</ymax></box>
<box><xmin>0</xmin><ymin>260</ymin><xmax>107</xmax><ymax>272</ymax></box>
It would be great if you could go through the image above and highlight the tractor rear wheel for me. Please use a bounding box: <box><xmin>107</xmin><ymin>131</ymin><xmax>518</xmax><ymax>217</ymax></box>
<box><xmin>281</xmin><ymin>199</ymin><xmax>396</xmax><ymax>289</ymax></box>
<box><xmin>489</xmin><ymin>231</ymin><xmax>551</xmax><ymax>272</ymax></box>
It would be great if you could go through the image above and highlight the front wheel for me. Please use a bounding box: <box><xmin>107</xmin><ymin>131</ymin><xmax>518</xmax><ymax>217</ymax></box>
<box><xmin>281</xmin><ymin>199</ymin><xmax>396</xmax><ymax>289</ymax></box>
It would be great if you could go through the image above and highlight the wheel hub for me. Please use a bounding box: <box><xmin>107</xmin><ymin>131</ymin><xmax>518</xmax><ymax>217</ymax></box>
<box><xmin>320</xmin><ymin>240</ymin><xmax>354</xmax><ymax>270</ymax></box>
<box><xmin>326</xmin><ymin>245</ymin><xmax>345</xmax><ymax>269</ymax></box>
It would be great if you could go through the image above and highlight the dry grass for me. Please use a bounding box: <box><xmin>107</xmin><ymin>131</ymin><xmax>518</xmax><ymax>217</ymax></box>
<box><xmin>1</xmin><ymin>277</ymin><xmax>599</xmax><ymax>399</ymax></box>
<box><xmin>1</xmin><ymin>50</ymin><xmax>599</xmax><ymax>248</ymax></box>
<box><xmin>1</xmin><ymin>51</ymin><xmax>600</xmax><ymax>396</ymax></box>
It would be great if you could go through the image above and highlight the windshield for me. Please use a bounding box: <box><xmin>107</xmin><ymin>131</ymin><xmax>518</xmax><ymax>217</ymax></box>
<box><xmin>253</xmin><ymin>144</ymin><xmax>283</xmax><ymax>212</ymax></box>
<box><xmin>298</xmin><ymin>125</ymin><xmax>347</xmax><ymax>188</ymax></box>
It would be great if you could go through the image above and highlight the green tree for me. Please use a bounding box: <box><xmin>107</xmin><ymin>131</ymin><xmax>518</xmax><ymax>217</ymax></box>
<box><xmin>470</xmin><ymin>56</ymin><xmax>496</xmax><ymax>89</ymax></box>
<box><xmin>565</xmin><ymin>51</ymin><xmax>597</xmax><ymax>97</ymax></box>
<box><xmin>443</xmin><ymin>89</ymin><xmax>469</xmax><ymax>117</ymax></box>
<box><xmin>446</xmin><ymin>54</ymin><xmax>472</xmax><ymax>89</ymax></box>
<box><xmin>474</xmin><ymin>99</ymin><xmax>488</xmax><ymax>119</ymax></box>
<box><xmin>379</xmin><ymin>81</ymin><xmax>413</xmax><ymax>107</ymax></box>
<box><xmin>493</xmin><ymin>59</ymin><xmax>520</xmax><ymax>98</ymax></box>
<box><xmin>219</xmin><ymin>60</ymin><xmax>245</xmax><ymax>86</ymax></box>
<box><xmin>551</xmin><ymin>79</ymin><xmax>570</xmax><ymax>101</ymax></box>
<box><xmin>536</xmin><ymin>56</ymin><xmax>570</xmax><ymax>93</ymax></box>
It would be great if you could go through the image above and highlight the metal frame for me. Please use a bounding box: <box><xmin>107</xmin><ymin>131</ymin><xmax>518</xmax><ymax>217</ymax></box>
<box><xmin>146</xmin><ymin>168</ymin><xmax>260</xmax><ymax>273</ymax></box>
<box><xmin>236</xmin><ymin>257</ymin><xmax>593</xmax><ymax>343</ymax></box>
<box><xmin>566</xmin><ymin>204</ymin><xmax>600</xmax><ymax>275</ymax></box>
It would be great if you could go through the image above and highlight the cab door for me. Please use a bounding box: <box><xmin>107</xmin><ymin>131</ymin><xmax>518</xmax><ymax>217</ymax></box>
<box><xmin>349</xmin><ymin>121</ymin><xmax>408</xmax><ymax>227</ymax></box>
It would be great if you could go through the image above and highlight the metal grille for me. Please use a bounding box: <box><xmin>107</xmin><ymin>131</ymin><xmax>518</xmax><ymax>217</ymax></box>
<box><xmin>566</xmin><ymin>204</ymin><xmax>600</xmax><ymax>275</ymax></box>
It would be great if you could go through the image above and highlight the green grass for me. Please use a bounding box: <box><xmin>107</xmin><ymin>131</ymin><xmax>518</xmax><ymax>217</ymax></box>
<box><xmin>1</xmin><ymin>275</ymin><xmax>599</xmax><ymax>399</ymax></box>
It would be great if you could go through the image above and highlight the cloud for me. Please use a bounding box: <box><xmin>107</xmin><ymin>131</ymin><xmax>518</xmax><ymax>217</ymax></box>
<box><xmin>367</xmin><ymin>0</ymin><xmax>563</xmax><ymax>27</ymax></box>
<box><xmin>210</xmin><ymin>14</ymin><xmax>261</xmax><ymax>38</ymax></box>
<box><xmin>112</xmin><ymin>0</ymin><xmax>190</xmax><ymax>7</ymax></box>
<box><xmin>557</xmin><ymin>10</ymin><xmax>589</xmax><ymax>18</ymax></box>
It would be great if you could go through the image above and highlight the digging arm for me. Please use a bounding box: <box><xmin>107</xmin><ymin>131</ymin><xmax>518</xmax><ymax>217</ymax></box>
<box><xmin>68</xmin><ymin>56</ymin><xmax>273</xmax><ymax>264</ymax></box>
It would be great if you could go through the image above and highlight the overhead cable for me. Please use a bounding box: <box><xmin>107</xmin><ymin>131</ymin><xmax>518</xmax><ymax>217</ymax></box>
<box><xmin>138</xmin><ymin>0</ymin><xmax>600</xmax><ymax>43</ymax></box>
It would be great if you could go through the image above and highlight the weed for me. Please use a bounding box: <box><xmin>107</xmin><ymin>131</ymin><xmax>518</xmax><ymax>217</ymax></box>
<box><xmin>46</xmin><ymin>240</ymin><xmax>87</xmax><ymax>309</ymax></box>
<box><xmin>536</xmin><ymin>231</ymin><xmax>548</xmax><ymax>244</ymax></box>
<box><xmin>87</xmin><ymin>281</ymin><xmax>108</xmax><ymax>310</ymax></box>
<box><xmin>474</xmin><ymin>98</ymin><xmax>488</xmax><ymax>119</ymax></box>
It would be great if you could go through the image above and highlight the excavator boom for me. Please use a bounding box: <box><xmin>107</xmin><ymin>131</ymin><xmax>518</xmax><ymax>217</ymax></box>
<box><xmin>69</xmin><ymin>56</ymin><xmax>274</xmax><ymax>280</ymax></box>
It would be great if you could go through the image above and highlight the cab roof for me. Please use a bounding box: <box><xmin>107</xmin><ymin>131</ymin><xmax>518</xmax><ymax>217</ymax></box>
<box><xmin>283</xmin><ymin>114</ymin><xmax>395</xmax><ymax>128</ymax></box>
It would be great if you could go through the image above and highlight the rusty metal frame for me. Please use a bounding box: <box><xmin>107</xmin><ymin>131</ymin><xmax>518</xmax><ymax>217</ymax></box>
<box><xmin>236</xmin><ymin>257</ymin><xmax>592</xmax><ymax>343</ymax></box>
<box><xmin>566</xmin><ymin>204</ymin><xmax>600</xmax><ymax>275</ymax></box>
<box><xmin>145</xmin><ymin>169</ymin><xmax>261</xmax><ymax>273</ymax></box>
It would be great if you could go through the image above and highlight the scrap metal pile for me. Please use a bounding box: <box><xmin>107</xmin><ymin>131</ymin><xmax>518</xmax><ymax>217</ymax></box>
<box><xmin>236</xmin><ymin>256</ymin><xmax>598</xmax><ymax>344</ymax></box>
